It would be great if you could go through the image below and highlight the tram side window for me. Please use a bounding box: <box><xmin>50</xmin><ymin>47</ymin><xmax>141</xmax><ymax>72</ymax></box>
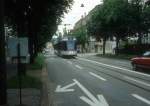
<box><xmin>75</xmin><ymin>42</ymin><xmax>77</xmax><ymax>50</ymax></box>
<box><xmin>60</xmin><ymin>41</ymin><xmax>67</xmax><ymax>50</ymax></box>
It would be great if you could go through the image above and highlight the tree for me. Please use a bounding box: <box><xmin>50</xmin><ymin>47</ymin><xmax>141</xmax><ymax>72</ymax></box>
<box><xmin>102</xmin><ymin>0</ymin><xmax>132</xmax><ymax>54</ymax></box>
<box><xmin>87</xmin><ymin>4</ymin><xmax>110</xmax><ymax>55</ymax></box>
<box><xmin>0</xmin><ymin>0</ymin><xmax>7</xmax><ymax>105</ymax></box>
<box><xmin>71</xmin><ymin>25</ymin><xmax>87</xmax><ymax>53</ymax></box>
<box><xmin>0</xmin><ymin>0</ymin><xmax>73</xmax><ymax>104</ymax></box>
<box><xmin>143</xmin><ymin>2</ymin><xmax>150</xmax><ymax>36</ymax></box>
<box><xmin>86</xmin><ymin>0</ymin><xmax>150</xmax><ymax>55</ymax></box>
<box><xmin>5</xmin><ymin>0</ymin><xmax>73</xmax><ymax>62</ymax></box>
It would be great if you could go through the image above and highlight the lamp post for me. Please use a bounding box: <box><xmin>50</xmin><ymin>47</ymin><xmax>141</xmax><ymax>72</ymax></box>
<box><xmin>62</xmin><ymin>24</ymin><xmax>71</xmax><ymax>36</ymax></box>
<box><xmin>64</xmin><ymin>24</ymin><xmax>71</xmax><ymax>36</ymax></box>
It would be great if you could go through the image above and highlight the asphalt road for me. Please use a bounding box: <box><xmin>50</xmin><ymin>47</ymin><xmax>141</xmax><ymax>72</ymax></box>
<box><xmin>46</xmin><ymin>54</ymin><xmax>150</xmax><ymax>106</ymax></box>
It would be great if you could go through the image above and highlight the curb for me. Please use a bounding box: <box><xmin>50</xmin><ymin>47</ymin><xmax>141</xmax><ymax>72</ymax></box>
<box><xmin>41</xmin><ymin>65</ymin><xmax>49</xmax><ymax>106</ymax></box>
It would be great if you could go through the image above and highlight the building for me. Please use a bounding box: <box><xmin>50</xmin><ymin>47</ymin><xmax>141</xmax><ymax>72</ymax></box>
<box><xmin>73</xmin><ymin>5</ymin><xmax>116</xmax><ymax>54</ymax></box>
<box><xmin>142</xmin><ymin>33</ymin><xmax>150</xmax><ymax>44</ymax></box>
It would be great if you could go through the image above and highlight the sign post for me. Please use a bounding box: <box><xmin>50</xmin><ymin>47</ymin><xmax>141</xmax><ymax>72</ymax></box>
<box><xmin>7</xmin><ymin>37</ymin><xmax>29</xmax><ymax>105</ymax></box>
<box><xmin>17</xmin><ymin>43</ymin><xmax>22</xmax><ymax>105</ymax></box>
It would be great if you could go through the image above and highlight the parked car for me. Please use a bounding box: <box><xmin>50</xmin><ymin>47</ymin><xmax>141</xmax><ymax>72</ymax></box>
<box><xmin>131</xmin><ymin>51</ymin><xmax>150</xmax><ymax>71</ymax></box>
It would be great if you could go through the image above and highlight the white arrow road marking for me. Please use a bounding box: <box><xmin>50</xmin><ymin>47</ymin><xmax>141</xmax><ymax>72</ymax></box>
<box><xmin>75</xmin><ymin>65</ymin><xmax>83</xmax><ymax>70</ymax></box>
<box><xmin>124</xmin><ymin>76</ymin><xmax>150</xmax><ymax>87</ymax></box>
<box><xmin>132</xmin><ymin>94</ymin><xmax>150</xmax><ymax>105</ymax></box>
<box><xmin>73</xmin><ymin>79</ymin><xmax>109</xmax><ymax>106</ymax></box>
<box><xmin>55</xmin><ymin>82</ymin><xmax>76</xmax><ymax>93</ymax></box>
<box><xmin>89</xmin><ymin>72</ymin><xmax>107</xmax><ymax>81</ymax></box>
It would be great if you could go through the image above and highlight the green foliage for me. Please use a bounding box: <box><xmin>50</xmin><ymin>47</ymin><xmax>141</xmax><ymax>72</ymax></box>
<box><xmin>28</xmin><ymin>54</ymin><xmax>45</xmax><ymax>70</ymax></box>
<box><xmin>103</xmin><ymin>0</ymin><xmax>131</xmax><ymax>37</ymax></box>
<box><xmin>5</xmin><ymin>0</ymin><xmax>73</xmax><ymax>52</ymax></box>
<box><xmin>71</xmin><ymin>26</ymin><xmax>87</xmax><ymax>45</ymax></box>
<box><xmin>87</xmin><ymin>0</ymin><xmax>150</xmax><ymax>54</ymax></box>
<box><xmin>87</xmin><ymin>4</ymin><xmax>109</xmax><ymax>39</ymax></box>
<box><xmin>7</xmin><ymin>75</ymin><xmax>42</xmax><ymax>89</ymax></box>
<box><xmin>87</xmin><ymin>0</ymin><xmax>150</xmax><ymax>37</ymax></box>
<box><xmin>143</xmin><ymin>4</ymin><xmax>150</xmax><ymax>31</ymax></box>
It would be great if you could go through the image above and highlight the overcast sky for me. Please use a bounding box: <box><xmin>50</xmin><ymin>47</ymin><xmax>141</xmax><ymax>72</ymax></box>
<box><xmin>58</xmin><ymin>0</ymin><xmax>102</xmax><ymax>33</ymax></box>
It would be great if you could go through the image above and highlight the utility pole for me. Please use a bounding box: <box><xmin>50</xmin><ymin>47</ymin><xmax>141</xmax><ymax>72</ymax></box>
<box><xmin>64</xmin><ymin>24</ymin><xmax>71</xmax><ymax>36</ymax></box>
<box><xmin>0</xmin><ymin>0</ymin><xmax>7</xmax><ymax>105</ymax></box>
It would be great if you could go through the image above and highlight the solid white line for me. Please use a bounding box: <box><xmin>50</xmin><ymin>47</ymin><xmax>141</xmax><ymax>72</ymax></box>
<box><xmin>125</xmin><ymin>76</ymin><xmax>150</xmax><ymax>87</ymax></box>
<box><xmin>132</xmin><ymin>94</ymin><xmax>150</xmax><ymax>105</ymax></box>
<box><xmin>75</xmin><ymin>65</ymin><xmax>83</xmax><ymax>70</ymax></box>
<box><xmin>77</xmin><ymin>57</ymin><xmax>150</xmax><ymax>77</ymax></box>
<box><xmin>80</xmin><ymin>96</ymin><xmax>94</xmax><ymax>106</ymax></box>
<box><xmin>73</xmin><ymin>79</ymin><xmax>98</xmax><ymax>103</ymax></box>
<box><xmin>89</xmin><ymin>72</ymin><xmax>107</xmax><ymax>81</ymax></box>
<box><xmin>67</xmin><ymin>61</ymin><xmax>72</xmax><ymax>65</ymax></box>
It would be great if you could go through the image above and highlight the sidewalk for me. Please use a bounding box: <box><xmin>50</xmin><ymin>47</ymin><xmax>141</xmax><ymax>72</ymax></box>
<box><xmin>41</xmin><ymin>66</ymin><xmax>49</xmax><ymax>106</ymax></box>
<box><xmin>7</xmin><ymin>89</ymin><xmax>41</xmax><ymax>106</ymax></box>
<box><xmin>7</xmin><ymin>68</ymin><xmax>46</xmax><ymax>106</ymax></box>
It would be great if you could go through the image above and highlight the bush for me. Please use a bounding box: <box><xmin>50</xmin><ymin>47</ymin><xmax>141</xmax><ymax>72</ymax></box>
<box><xmin>118</xmin><ymin>44</ymin><xmax>150</xmax><ymax>55</ymax></box>
<box><xmin>28</xmin><ymin>54</ymin><xmax>45</xmax><ymax>70</ymax></box>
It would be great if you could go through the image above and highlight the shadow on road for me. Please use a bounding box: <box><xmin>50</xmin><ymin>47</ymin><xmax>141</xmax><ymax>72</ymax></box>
<box><xmin>61</xmin><ymin>56</ymin><xmax>76</xmax><ymax>59</ymax></box>
<box><xmin>136</xmin><ymin>68</ymin><xmax>150</xmax><ymax>74</ymax></box>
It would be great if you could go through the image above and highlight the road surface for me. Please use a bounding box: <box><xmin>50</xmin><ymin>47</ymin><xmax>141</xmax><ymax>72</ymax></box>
<box><xmin>45</xmin><ymin>54</ymin><xmax>150</xmax><ymax>106</ymax></box>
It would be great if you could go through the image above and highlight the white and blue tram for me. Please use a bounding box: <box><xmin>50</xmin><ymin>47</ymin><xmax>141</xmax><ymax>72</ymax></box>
<box><xmin>54</xmin><ymin>36</ymin><xmax>77</xmax><ymax>57</ymax></box>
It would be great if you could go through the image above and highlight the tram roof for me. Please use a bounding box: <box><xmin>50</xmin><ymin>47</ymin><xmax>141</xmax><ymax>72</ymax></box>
<box><xmin>61</xmin><ymin>36</ymin><xmax>76</xmax><ymax>41</ymax></box>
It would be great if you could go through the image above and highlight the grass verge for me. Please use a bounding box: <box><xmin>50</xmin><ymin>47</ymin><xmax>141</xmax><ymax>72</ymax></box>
<box><xmin>7</xmin><ymin>75</ymin><xmax>42</xmax><ymax>89</ymax></box>
<box><xmin>28</xmin><ymin>53</ymin><xmax>45</xmax><ymax>70</ymax></box>
<box><xmin>7</xmin><ymin>53</ymin><xmax>45</xmax><ymax>89</ymax></box>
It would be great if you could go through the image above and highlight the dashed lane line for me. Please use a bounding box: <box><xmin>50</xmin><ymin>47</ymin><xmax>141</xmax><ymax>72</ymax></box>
<box><xmin>124</xmin><ymin>76</ymin><xmax>150</xmax><ymax>87</ymax></box>
<box><xmin>132</xmin><ymin>94</ymin><xmax>150</xmax><ymax>105</ymax></box>
<box><xmin>89</xmin><ymin>72</ymin><xmax>107</xmax><ymax>81</ymax></box>
<box><xmin>77</xmin><ymin>57</ymin><xmax>150</xmax><ymax>78</ymax></box>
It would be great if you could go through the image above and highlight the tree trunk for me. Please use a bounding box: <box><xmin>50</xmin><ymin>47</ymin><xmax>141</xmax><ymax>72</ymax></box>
<box><xmin>28</xmin><ymin>21</ymin><xmax>36</xmax><ymax>64</ymax></box>
<box><xmin>103</xmin><ymin>38</ymin><xmax>106</xmax><ymax>55</ymax></box>
<box><xmin>33</xmin><ymin>33</ymin><xmax>38</xmax><ymax>58</ymax></box>
<box><xmin>115</xmin><ymin>37</ymin><xmax>120</xmax><ymax>55</ymax></box>
<box><xmin>137</xmin><ymin>32</ymin><xmax>142</xmax><ymax>44</ymax></box>
<box><xmin>29</xmin><ymin>36</ymin><xmax>35</xmax><ymax>63</ymax></box>
<box><xmin>81</xmin><ymin>43</ymin><xmax>85</xmax><ymax>53</ymax></box>
<box><xmin>0</xmin><ymin>0</ymin><xmax>7</xmax><ymax>105</ymax></box>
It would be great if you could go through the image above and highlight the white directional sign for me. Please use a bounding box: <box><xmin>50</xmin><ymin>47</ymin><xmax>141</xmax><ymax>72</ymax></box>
<box><xmin>55</xmin><ymin>79</ymin><xmax>109</xmax><ymax>106</ymax></box>
<box><xmin>73</xmin><ymin>79</ymin><xmax>109</xmax><ymax>106</ymax></box>
<box><xmin>55</xmin><ymin>82</ymin><xmax>76</xmax><ymax>93</ymax></box>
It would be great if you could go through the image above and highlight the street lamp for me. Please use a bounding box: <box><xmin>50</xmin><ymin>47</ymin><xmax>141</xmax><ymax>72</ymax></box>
<box><xmin>81</xmin><ymin>3</ymin><xmax>84</xmax><ymax>7</ymax></box>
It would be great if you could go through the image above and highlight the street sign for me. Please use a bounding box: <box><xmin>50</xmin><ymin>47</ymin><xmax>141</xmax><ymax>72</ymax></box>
<box><xmin>7</xmin><ymin>37</ymin><xmax>29</xmax><ymax>63</ymax></box>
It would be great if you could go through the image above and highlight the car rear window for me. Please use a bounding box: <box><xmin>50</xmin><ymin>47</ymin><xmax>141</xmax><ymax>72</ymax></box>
<box><xmin>143</xmin><ymin>51</ymin><xmax>150</xmax><ymax>57</ymax></box>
